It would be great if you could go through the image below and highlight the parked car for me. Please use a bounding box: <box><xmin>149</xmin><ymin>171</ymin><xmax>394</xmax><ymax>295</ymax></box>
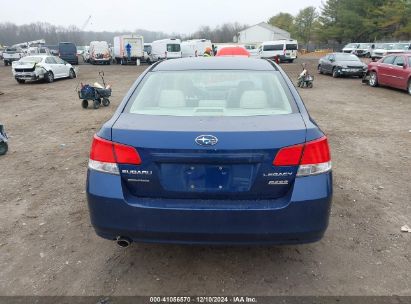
<box><xmin>149</xmin><ymin>38</ymin><xmax>182</xmax><ymax>63</ymax></box>
<box><xmin>44</xmin><ymin>45</ymin><xmax>59</xmax><ymax>56</ymax></box>
<box><xmin>366</xmin><ymin>53</ymin><xmax>411</xmax><ymax>95</ymax></box>
<box><xmin>371</xmin><ymin>43</ymin><xmax>393</xmax><ymax>60</ymax></box>
<box><xmin>318</xmin><ymin>53</ymin><xmax>366</xmax><ymax>78</ymax></box>
<box><xmin>89</xmin><ymin>41</ymin><xmax>111</xmax><ymax>65</ymax></box>
<box><xmin>244</xmin><ymin>44</ymin><xmax>259</xmax><ymax>57</ymax></box>
<box><xmin>258</xmin><ymin>39</ymin><xmax>298</xmax><ymax>63</ymax></box>
<box><xmin>342</xmin><ymin>43</ymin><xmax>359</xmax><ymax>53</ymax></box>
<box><xmin>77</xmin><ymin>46</ymin><xmax>87</xmax><ymax>56</ymax></box>
<box><xmin>12</xmin><ymin>55</ymin><xmax>76</xmax><ymax>84</ymax></box>
<box><xmin>58</xmin><ymin>42</ymin><xmax>78</xmax><ymax>65</ymax></box>
<box><xmin>0</xmin><ymin>124</ymin><xmax>8</xmax><ymax>156</ymax></box>
<box><xmin>352</xmin><ymin>43</ymin><xmax>373</xmax><ymax>57</ymax></box>
<box><xmin>386</xmin><ymin>42</ymin><xmax>411</xmax><ymax>55</ymax></box>
<box><xmin>216</xmin><ymin>46</ymin><xmax>250</xmax><ymax>57</ymax></box>
<box><xmin>3</xmin><ymin>47</ymin><xmax>24</xmax><ymax>66</ymax></box>
<box><xmin>86</xmin><ymin>57</ymin><xmax>333</xmax><ymax>246</ymax></box>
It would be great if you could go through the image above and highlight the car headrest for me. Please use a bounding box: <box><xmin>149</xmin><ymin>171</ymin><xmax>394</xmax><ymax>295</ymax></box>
<box><xmin>240</xmin><ymin>90</ymin><xmax>268</xmax><ymax>109</ymax></box>
<box><xmin>158</xmin><ymin>90</ymin><xmax>186</xmax><ymax>108</ymax></box>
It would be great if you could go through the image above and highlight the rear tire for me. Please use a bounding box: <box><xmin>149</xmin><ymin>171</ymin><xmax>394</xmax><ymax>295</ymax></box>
<box><xmin>0</xmin><ymin>142</ymin><xmax>8</xmax><ymax>156</ymax></box>
<box><xmin>82</xmin><ymin>100</ymin><xmax>89</xmax><ymax>109</ymax></box>
<box><xmin>69</xmin><ymin>68</ymin><xmax>75</xmax><ymax>79</ymax></box>
<box><xmin>102</xmin><ymin>98</ymin><xmax>110</xmax><ymax>107</ymax></box>
<box><xmin>93</xmin><ymin>99</ymin><xmax>101</xmax><ymax>109</ymax></box>
<box><xmin>369</xmin><ymin>71</ymin><xmax>378</xmax><ymax>87</ymax></box>
<box><xmin>45</xmin><ymin>71</ymin><xmax>54</xmax><ymax>83</ymax></box>
<box><xmin>318</xmin><ymin>65</ymin><xmax>323</xmax><ymax>74</ymax></box>
<box><xmin>407</xmin><ymin>80</ymin><xmax>411</xmax><ymax>95</ymax></box>
<box><xmin>332</xmin><ymin>68</ymin><xmax>340</xmax><ymax>78</ymax></box>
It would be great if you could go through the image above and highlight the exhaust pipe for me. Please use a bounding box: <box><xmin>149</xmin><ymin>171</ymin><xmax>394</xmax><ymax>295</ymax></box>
<box><xmin>116</xmin><ymin>236</ymin><xmax>131</xmax><ymax>248</ymax></box>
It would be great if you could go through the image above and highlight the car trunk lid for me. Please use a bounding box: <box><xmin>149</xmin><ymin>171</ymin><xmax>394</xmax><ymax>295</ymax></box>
<box><xmin>111</xmin><ymin>113</ymin><xmax>307</xmax><ymax>200</ymax></box>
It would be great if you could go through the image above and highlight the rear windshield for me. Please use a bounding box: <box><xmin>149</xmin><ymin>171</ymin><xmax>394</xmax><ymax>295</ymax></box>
<box><xmin>167</xmin><ymin>44</ymin><xmax>181</xmax><ymax>52</ymax></box>
<box><xmin>335</xmin><ymin>54</ymin><xmax>360</xmax><ymax>61</ymax></box>
<box><xmin>344</xmin><ymin>43</ymin><xmax>358</xmax><ymax>48</ymax></box>
<box><xmin>6</xmin><ymin>48</ymin><xmax>17</xmax><ymax>52</ymax></box>
<box><xmin>286</xmin><ymin>44</ymin><xmax>298</xmax><ymax>50</ymax></box>
<box><xmin>263</xmin><ymin>44</ymin><xmax>283</xmax><ymax>51</ymax></box>
<box><xmin>126</xmin><ymin>70</ymin><xmax>295</xmax><ymax>117</ymax></box>
<box><xmin>59</xmin><ymin>43</ymin><xmax>76</xmax><ymax>53</ymax></box>
<box><xmin>20</xmin><ymin>57</ymin><xmax>43</xmax><ymax>63</ymax></box>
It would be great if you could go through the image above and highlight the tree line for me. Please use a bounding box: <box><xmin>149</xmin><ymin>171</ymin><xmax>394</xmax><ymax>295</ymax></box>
<box><xmin>268</xmin><ymin>0</ymin><xmax>411</xmax><ymax>50</ymax></box>
<box><xmin>0</xmin><ymin>21</ymin><xmax>247</xmax><ymax>46</ymax></box>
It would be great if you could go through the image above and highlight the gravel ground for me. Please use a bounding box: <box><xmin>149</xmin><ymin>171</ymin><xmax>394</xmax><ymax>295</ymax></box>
<box><xmin>0</xmin><ymin>56</ymin><xmax>410</xmax><ymax>296</ymax></box>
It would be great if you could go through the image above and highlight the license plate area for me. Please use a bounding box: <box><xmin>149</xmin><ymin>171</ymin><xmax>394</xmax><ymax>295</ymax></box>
<box><xmin>159</xmin><ymin>163</ymin><xmax>255</xmax><ymax>193</ymax></box>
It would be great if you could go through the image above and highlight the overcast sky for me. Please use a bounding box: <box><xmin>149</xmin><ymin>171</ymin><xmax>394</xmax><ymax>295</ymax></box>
<box><xmin>2</xmin><ymin>0</ymin><xmax>324</xmax><ymax>33</ymax></box>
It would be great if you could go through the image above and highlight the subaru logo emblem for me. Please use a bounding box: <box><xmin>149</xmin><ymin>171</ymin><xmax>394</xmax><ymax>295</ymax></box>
<box><xmin>195</xmin><ymin>135</ymin><xmax>218</xmax><ymax>146</ymax></box>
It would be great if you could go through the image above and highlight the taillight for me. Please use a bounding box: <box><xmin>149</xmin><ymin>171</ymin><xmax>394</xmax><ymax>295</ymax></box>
<box><xmin>273</xmin><ymin>136</ymin><xmax>331</xmax><ymax>176</ymax></box>
<box><xmin>273</xmin><ymin>144</ymin><xmax>303</xmax><ymax>166</ymax></box>
<box><xmin>88</xmin><ymin>135</ymin><xmax>141</xmax><ymax>175</ymax></box>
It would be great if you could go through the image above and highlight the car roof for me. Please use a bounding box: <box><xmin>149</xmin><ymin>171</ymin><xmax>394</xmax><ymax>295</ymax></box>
<box><xmin>151</xmin><ymin>57</ymin><xmax>277</xmax><ymax>71</ymax></box>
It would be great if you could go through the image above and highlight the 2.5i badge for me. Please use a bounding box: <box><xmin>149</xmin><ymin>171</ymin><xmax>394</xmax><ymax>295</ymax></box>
<box><xmin>268</xmin><ymin>180</ymin><xmax>289</xmax><ymax>185</ymax></box>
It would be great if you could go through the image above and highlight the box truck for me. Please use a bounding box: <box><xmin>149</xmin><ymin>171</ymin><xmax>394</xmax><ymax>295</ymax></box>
<box><xmin>113</xmin><ymin>35</ymin><xmax>144</xmax><ymax>65</ymax></box>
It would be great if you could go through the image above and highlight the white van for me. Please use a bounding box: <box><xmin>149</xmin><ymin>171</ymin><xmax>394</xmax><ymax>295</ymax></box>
<box><xmin>89</xmin><ymin>41</ymin><xmax>111</xmax><ymax>65</ymax></box>
<box><xmin>149</xmin><ymin>38</ymin><xmax>182</xmax><ymax>62</ymax></box>
<box><xmin>259</xmin><ymin>39</ymin><xmax>298</xmax><ymax>62</ymax></box>
<box><xmin>181</xmin><ymin>39</ymin><xmax>212</xmax><ymax>57</ymax></box>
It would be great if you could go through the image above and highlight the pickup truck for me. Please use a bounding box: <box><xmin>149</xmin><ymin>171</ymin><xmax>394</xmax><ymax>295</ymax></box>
<box><xmin>3</xmin><ymin>47</ymin><xmax>24</xmax><ymax>66</ymax></box>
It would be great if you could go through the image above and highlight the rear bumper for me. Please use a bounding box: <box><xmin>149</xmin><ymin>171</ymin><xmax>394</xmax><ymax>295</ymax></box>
<box><xmin>86</xmin><ymin>170</ymin><xmax>333</xmax><ymax>245</ymax></box>
<box><xmin>337</xmin><ymin>69</ymin><xmax>365</xmax><ymax>77</ymax></box>
<box><xmin>4</xmin><ymin>58</ymin><xmax>20</xmax><ymax>62</ymax></box>
<box><xmin>14</xmin><ymin>72</ymin><xmax>42</xmax><ymax>80</ymax></box>
<box><xmin>91</xmin><ymin>58</ymin><xmax>111</xmax><ymax>63</ymax></box>
<box><xmin>61</xmin><ymin>57</ymin><xmax>78</xmax><ymax>64</ymax></box>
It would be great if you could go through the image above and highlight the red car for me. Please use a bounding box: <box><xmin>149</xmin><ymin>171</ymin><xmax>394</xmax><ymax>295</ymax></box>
<box><xmin>366</xmin><ymin>53</ymin><xmax>411</xmax><ymax>94</ymax></box>
<box><xmin>216</xmin><ymin>46</ymin><xmax>250</xmax><ymax>57</ymax></box>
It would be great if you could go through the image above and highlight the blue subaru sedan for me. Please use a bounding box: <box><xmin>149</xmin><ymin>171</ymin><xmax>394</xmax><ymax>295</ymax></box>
<box><xmin>86</xmin><ymin>57</ymin><xmax>332</xmax><ymax>246</ymax></box>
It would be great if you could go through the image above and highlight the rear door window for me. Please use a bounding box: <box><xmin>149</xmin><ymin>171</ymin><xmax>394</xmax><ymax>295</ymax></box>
<box><xmin>59</xmin><ymin>43</ymin><xmax>76</xmax><ymax>54</ymax></box>
<box><xmin>382</xmin><ymin>56</ymin><xmax>395</xmax><ymax>65</ymax></box>
<box><xmin>167</xmin><ymin>44</ymin><xmax>181</xmax><ymax>52</ymax></box>
<box><xmin>393</xmin><ymin>56</ymin><xmax>405</xmax><ymax>67</ymax></box>
<box><xmin>45</xmin><ymin>57</ymin><xmax>57</xmax><ymax>64</ymax></box>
